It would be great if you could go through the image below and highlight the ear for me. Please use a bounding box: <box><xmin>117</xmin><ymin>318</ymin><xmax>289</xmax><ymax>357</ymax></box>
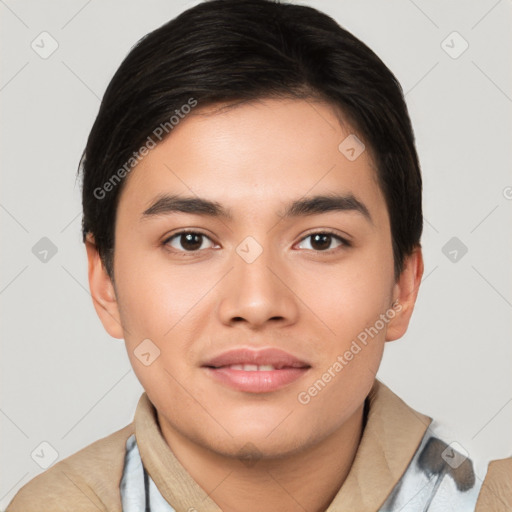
<box><xmin>385</xmin><ymin>246</ymin><xmax>424</xmax><ymax>342</ymax></box>
<box><xmin>85</xmin><ymin>233</ymin><xmax>124</xmax><ymax>339</ymax></box>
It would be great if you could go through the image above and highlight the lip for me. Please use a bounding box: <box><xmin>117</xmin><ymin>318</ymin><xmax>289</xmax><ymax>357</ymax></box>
<box><xmin>201</xmin><ymin>347</ymin><xmax>311</xmax><ymax>393</ymax></box>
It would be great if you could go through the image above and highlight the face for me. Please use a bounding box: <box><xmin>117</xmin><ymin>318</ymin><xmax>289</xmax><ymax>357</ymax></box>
<box><xmin>87</xmin><ymin>98</ymin><xmax>422</xmax><ymax>460</ymax></box>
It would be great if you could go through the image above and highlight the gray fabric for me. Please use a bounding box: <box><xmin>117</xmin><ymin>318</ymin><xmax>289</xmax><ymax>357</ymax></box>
<box><xmin>121</xmin><ymin>434</ymin><xmax>176</xmax><ymax>512</ymax></box>
<box><xmin>379</xmin><ymin>420</ymin><xmax>485</xmax><ymax>511</ymax></box>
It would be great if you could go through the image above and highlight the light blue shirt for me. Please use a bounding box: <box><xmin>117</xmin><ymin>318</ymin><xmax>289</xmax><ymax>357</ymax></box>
<box><xmin>120</xmin><ymin>421</ymin><xmax>487</xmax><ymax>511</ymax></box>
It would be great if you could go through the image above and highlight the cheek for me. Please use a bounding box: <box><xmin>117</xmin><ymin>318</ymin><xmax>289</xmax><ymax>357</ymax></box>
<box><xmin>298</xmin><ymin>254</ymin><xmax>394</xmax><ymax>340</ymax></box>
<box><xmin>114</xmin><ymin>242</ymin><xmax>208</xmax><ymax>336</ymax></box>
<box><xmin>113</xmin><ymin>246</ymin><xmax>220</xmax><ymax>392</ymax></box>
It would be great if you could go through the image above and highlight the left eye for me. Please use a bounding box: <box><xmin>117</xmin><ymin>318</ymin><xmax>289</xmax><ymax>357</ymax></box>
<box><xmin>164</xmin><ymin>231</ymin><xmax>215</xmax><ymax>252</ymax></box>
<box><xmin>296</xmin><ymin>232</ymin><xmax>346</xmax><ymax>252</ymax></box>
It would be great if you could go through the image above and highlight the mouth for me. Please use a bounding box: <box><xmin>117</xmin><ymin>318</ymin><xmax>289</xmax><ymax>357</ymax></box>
<box><xmin>206</xmin><ymin>363</ymin><xmax>303</xmax><ymax>371</ymax></box>
<box><xmin>201</xmin><ymin>348</ymin><xmax>311</xmax><ymax>393</ymax></box>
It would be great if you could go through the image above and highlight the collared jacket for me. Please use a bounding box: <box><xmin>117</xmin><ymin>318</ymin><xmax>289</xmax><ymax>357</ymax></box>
<box><xmin>6</xmin><ymin>380</ymin><xmax>512</xmax><ymax>511</ymax></box>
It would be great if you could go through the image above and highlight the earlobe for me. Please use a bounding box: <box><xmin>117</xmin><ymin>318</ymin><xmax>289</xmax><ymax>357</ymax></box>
<box><xmin>385</xmin><ymin>246</ymin><xmax>424</xmax><ymax>342</ymax></box>
<box><xmin>85</xmin><ymin>234</ymin><xmax>124</xmax><ymax>339</ymax></box>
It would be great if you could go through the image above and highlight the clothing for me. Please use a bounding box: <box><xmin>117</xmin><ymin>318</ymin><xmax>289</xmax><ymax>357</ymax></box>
<box><xmin>6</xmin><ymin>379</ymin><xmax>511</xmax><ymax>511</ymax></box>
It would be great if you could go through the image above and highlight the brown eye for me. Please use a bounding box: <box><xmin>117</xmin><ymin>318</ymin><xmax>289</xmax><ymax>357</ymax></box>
<box><xmin>164</xmin><ymin>231</ymin><xmax>214</xmax><ymax>252</ymax></box>
<box><xmin>296</xmin><ymin>232</ymin><xmax>348</xmax><ymax>252</ymax></box>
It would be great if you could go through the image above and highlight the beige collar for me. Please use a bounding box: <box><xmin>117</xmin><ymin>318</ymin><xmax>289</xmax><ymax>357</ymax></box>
<box><xmin>134</xmin><ymin>379</ymin><xmax>432</xmax><ymax>512</ymax></box>
<box><xmin>326</xmin><ymin>379</ymin><xmax>432</xmax><ymax>511</ymax></box>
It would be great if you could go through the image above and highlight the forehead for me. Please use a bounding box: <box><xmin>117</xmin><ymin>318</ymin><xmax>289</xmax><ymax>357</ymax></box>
<box><xmin>117</xmin><ymin>98</ymin><xmax>386</xmax><ymax>224</ymax></box>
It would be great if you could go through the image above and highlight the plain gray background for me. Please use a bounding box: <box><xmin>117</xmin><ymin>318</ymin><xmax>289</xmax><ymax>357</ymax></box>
<box><xmin>1</xmin><ymin>0</ymin><xmax>511</xmax><ymax>508</ymax></box>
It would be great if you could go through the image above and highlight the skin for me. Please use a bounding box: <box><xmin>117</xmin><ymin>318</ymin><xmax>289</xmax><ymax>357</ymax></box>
<box><xmin>86</xmin><ymin>98</ymin><xmax>423</xmax><ymax>512</ymax></box>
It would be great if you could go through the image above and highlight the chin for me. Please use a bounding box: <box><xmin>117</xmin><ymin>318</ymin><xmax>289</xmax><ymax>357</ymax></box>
<box><xmin>203</xmin><ymin>427</ymin><xmax>314</xmax><ymax>462</ymax></box>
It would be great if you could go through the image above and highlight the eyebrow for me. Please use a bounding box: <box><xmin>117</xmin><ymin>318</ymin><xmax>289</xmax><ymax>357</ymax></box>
<box><xmin>141</xmin><ymin>193</ymin><xmax>372</xmax><ymax>223</ymax></box>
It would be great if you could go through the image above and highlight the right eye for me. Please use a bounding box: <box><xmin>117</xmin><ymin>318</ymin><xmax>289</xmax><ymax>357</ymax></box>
<box><xmin>163</xmin><ymin>230</ymin><xmax>217</xmax><ymax>253</ymax></box>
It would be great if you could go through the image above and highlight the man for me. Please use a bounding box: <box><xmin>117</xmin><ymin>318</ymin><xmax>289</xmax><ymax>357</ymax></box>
<box><xmin>7</xmin><ymin>0</ymin><xmax>511</xmax><ymax>510</ymax></box>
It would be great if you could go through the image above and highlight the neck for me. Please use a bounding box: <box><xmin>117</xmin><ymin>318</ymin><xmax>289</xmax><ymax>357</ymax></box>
<box><xmin>158</xmin><ymin>402</ymin><xmax>367</xmax><ymax>512</ymax></box>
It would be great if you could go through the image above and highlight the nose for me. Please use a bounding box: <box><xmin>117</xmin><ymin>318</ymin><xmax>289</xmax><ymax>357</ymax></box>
<box><xmin>216</xmin><ymin>239</ymin><xmax>299</xmax><ymax>330</ymax></box>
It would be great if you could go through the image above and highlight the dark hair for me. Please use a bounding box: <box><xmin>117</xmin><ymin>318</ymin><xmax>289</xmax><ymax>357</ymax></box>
<box><xmin>79</xmin><ymin>0</ymin><xmax>422</xmax><ymax>280</ymax></box>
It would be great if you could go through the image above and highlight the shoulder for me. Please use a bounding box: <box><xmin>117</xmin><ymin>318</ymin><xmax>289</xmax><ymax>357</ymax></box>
<box><xmin>6</xmin><ymin>423</ymin><xmax>135</xmax><ymax>512</ymax></box>
<box><xmin>475</xmin><ymin>456</ymin><xmax>512</xmax><ymax>511</ymax></box>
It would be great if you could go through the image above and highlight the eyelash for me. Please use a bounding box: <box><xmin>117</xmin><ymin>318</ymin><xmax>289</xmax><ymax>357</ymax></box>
<box><xmin>162</xmin><ymin>229</ymin><xmax>351</xmax><ymax>255</ymax></box>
